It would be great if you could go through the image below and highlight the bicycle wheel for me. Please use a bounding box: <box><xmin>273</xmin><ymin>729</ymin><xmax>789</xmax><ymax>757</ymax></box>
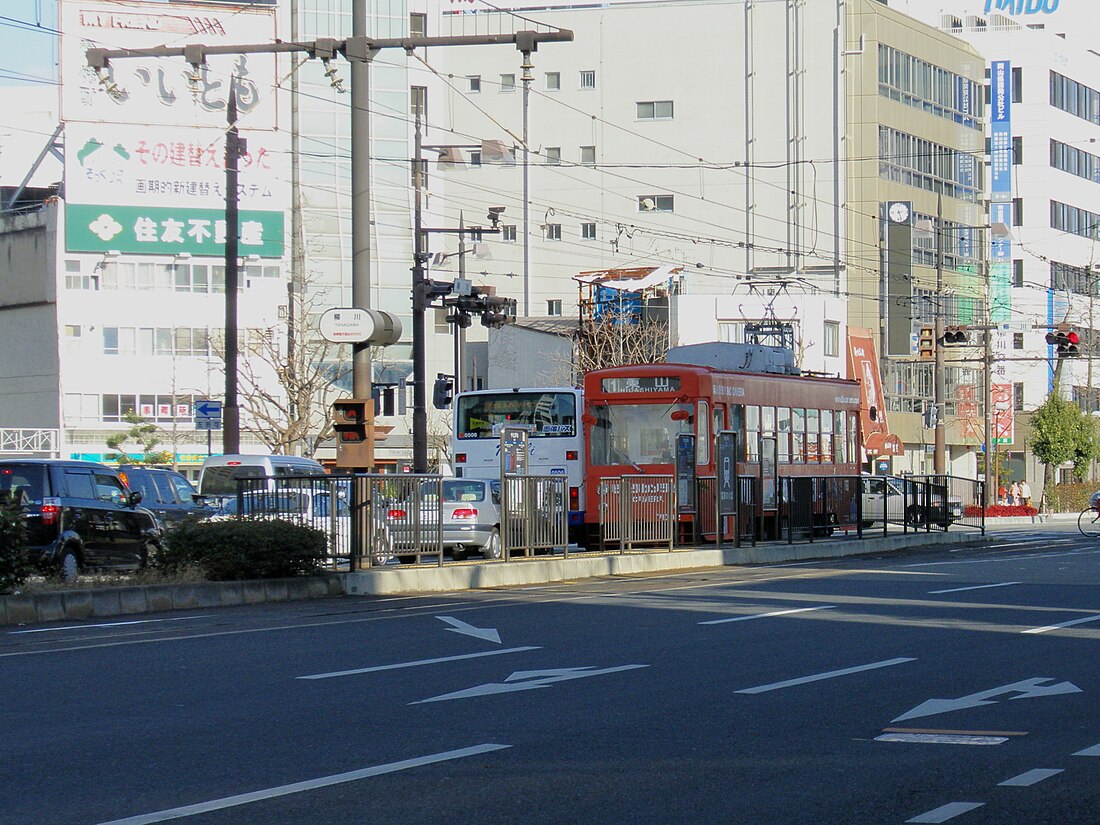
<box><xmin>1078</xmin><ymin>508</ymin><xmax>1100</xmax><ymax>538</ymax></box>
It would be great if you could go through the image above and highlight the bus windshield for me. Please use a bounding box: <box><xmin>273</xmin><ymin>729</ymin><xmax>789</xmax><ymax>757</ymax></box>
<box><xmin>456</xmin><ymin>391</ymin><xmax>577</xmax><ymax>439</ymax></box>
<box><xmin>589</xmin><ymin>402</ymin><xmax>693</xmax><ymax>466</ymax></box>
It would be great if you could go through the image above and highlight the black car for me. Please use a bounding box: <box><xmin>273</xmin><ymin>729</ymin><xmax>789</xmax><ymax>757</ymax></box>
<box><xmin>118</xmin><ymin>466</ymin><xmax>211</xmax><ymax>527</ymax></box>
<box><xmin>0</xmin><ymin>459</ymin><xmax>161</xmax><ymax>580</ymax></box>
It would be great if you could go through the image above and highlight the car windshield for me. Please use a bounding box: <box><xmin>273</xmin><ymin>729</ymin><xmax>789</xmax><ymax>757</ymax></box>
<box><xmin>420</xmin><ymin>480</ymin><xmax>487</xmax><ymax>503</ymax></box>
<box><xmin>0</xmin><ymin>464</ymin><xmax>47</xmax><ymax>504</ymax></box>
<box><xmin>201</xmin><ymin>465</ymin><xmax>266</xmax><ymax>496</ymax></box>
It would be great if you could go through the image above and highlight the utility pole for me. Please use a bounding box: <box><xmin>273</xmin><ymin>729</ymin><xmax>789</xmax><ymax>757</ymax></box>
<box><xmin>933</xmin><ymin>193</ymin><xmax>946</xmax><ymax>475</ymax></box>
<box><xmin>223</xmin><ymin>82</ymin><xmax>242</xmax><ymax>454</ymax></box>
<box><xmin>411</xmin><ymin>113</ymin><xmax>429</xmax><ymax>473</ymax></box>
<box><xmin>521</xmin><ymin>44</ymin><xmax>533</xmax><ymax>317</ymax></box>
<box><xmin>350</xmin><ymin>7</ymin><xmax>374</xmax><ymax>404</ymax></box>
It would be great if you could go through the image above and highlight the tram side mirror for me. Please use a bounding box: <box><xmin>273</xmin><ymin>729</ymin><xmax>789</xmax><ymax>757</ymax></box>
<box><xmin>670</xmin><ymin>410</ymin><xmax>690</xmax><ymax>422</ymax></box>
<box><xmin>581</xmin><ymin>414</ymin><xmax>597</xmax><ymax>426</ymax></box>
<box><xmin>869</xmin><ymin>405</ymin><xmax>879</xmax><ymax>422</ymax></box>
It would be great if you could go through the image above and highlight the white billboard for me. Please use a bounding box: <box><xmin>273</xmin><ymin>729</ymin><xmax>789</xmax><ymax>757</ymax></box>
<box><xmin>60</xmin><ymin>0</ymin><xmax>279</xmax><ymax>130</ymax></box>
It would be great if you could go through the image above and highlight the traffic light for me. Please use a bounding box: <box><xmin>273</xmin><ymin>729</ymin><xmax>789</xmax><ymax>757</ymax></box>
<box><xmin>942</xmin><ymin>325</ymin><xmax>969</xmax><ymax>346</ymax></box>
<box><xmin>1046</xmin><ymin>325</ymin><xmax>1081</xmax><ymax>358</ymax></box>
<box><xmin>433</xmin><ymin>375</ymin><xmax>453</xmax><ymax>409</ymax></box>
<box><xmin>918</xmin><ymin>326</ymin><xmax>935</xmax><ymax>359</ymax></box>
<box><xmin>332</xmin><ymin>398</ymin><xmax>374</xmax><ymax>468</ymax></box>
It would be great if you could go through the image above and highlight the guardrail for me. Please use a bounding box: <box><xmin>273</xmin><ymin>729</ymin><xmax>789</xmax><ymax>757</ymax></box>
<box><xmin>501</xmin><ymin>474</ymin><xmax>569</xmax><ymax>559</ymax></box>
<box><xmin>595</xmin><ymin>475</ymin><xmax>675</xmax><ymax>552</ymax></box>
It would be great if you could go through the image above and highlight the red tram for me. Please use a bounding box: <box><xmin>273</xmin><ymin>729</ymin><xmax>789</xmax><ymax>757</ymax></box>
<box><xmin>583</xmin><ymin>346</ymin><xmax>863</xmax><ymax>540</ymax></box>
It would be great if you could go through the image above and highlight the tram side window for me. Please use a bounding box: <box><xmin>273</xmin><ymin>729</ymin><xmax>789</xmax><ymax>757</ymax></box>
<box><xmin>835</xmin><ymin>411</ymin><xmax>847</xmax><ymax>464</ymax></box>
<box><xmin>696</xmin><ymin>400</ymin><xmax>709</xmax><ymax>464</ymax></box>
<box><xmin>777</xmin><ymin>407</ymin><xmax>791</xmax><ymax>463</ymax></box>
<box><xmin>791</xmin><ymin>408</ymin><xmax>805</xmax><ymax>463</ymax></box>
<box><xmin>806</xmin><ymin>409</ymin><xmax>820</xmax><ymax>463</ymax></box>
<box><xmin>821</xmin><ymin>409</ymin><xmax>834</xmax><ymax>463</ymax></box>
<box><xmin>729</xmin><ymin>404</ymin><xmax>745</xmax><ymax>460</ymax></box>
<box><xmin>847</xmin><ymin>412</ymin><xmax>859</xmax><ymax>464</ymax></box>
<box><xmin>746</xmin><ymin>405</ymin><xmax>760</xmax><ymax>463</ymax></box>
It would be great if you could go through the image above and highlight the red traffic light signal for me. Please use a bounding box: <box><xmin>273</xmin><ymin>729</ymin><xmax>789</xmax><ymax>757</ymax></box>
<box><xmin>1046</xmin><ymin>326</ymin><xmax>1081</xmax><ymax>358</ymax></box>
<box><xmin>942</xmin><ymin>325</ymin><xmax>969</xmax><ymax>346</ymax></box>
<box><xmin>332</xmin><ymin>399</ymin><xmax>375</xmax><ymax>467</ymax></box>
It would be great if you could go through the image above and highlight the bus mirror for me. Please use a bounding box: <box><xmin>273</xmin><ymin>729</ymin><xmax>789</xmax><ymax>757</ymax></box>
<box><xmin>670</xmin><ymin>410</ymin><xmax>690</xmax><ymax>421</ymax></box>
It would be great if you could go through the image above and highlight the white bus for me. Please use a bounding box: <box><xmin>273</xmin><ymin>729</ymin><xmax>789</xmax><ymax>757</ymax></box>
<box><xmin>452</xmin><ymin>387</ymin><xmax>585</xmax><ymax>532</ymax></box>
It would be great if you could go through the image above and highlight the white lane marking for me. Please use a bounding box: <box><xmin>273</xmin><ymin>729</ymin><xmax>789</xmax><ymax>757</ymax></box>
<box><xmin>735</xmin><ymin>657</ymin><xmax>915</xmax><ymax>694</ymax></box>
<box><xmin>927</xmin><ymin>582</ymin><xmax>1021</xmax><ymax>595</ymax></box>
<box><xmin>903</xmin><ymin>550</ymin><xmax>1086</xmax><ymax>568</ymax></box>
<box><xmin>1073</xmin><ymin>742</ymin><xmax>1100</xmax><ymax>756</ymax></box>
<box><xmin>296</xmin><ymin>646</ymin><xmax>540</xmax><ymax>680</ymax></box>
<box><xmin>877</xmin><ymin>733</ymin><xmax>1008</xmax><ymax>746</ymax></box>
<box><xmin>1022</xmin><ymin>614</ymin><xmax>1100</xmax><ymax>634</ymax></box>
<box><xmin>414</xmin><ymin>664</ymin><xmax>649</xmax><ymax>704</ymax></box>
<box><xmin>7</xmin><ymin>616</ymin><xmax>213</xmax><ymax>635</ymax></box>
<box><xmin>95</xmin><ymin>743</ymin><xmax>510</xmax><ymax>825</ymax></box>
<box><xmin>906</xmin><ymin>802</ymin><xmax>985</xmax><ymax>823</ymax></box>
<box><xmin>699</xmin><ymin>605</ymin><xmax>836</xmax><ymax>625</ymax></box>
<box><xmin>999</xmin><ymin>768</ymin><xmax>1063</xmax><ymax>786</ymax></box>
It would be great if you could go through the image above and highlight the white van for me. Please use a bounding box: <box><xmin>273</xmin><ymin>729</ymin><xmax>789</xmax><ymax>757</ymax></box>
<box><xmin>198</xmin><ymin>454</ymin><xmax>327</xmax><ymax>501</ymax></box>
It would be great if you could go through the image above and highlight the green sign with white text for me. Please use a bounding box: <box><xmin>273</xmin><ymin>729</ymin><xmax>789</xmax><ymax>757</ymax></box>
<box><xmin>65</xmin><ymin>203</ymin><xmax>284</xmax><ymax>258</ymax></box>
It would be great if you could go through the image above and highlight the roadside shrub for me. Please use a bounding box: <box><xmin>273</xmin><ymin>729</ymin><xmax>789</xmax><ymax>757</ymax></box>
<box><xmin>1041</xmin><ymin>482</ymin><xmax>1097</xmax><ymax>514</ymax></box>
<box><xmin>0</xmin><ymin>495</ymin><xmax>31</xmax><ymax>595</ymax></box>
<box><xmin>158</xmin><ymin>519</ymin><xmax>327</xmax><ymax>581</ymax></box>
<box><xmin>964</xmin><ymin>504</ymin><xmax>1038</xmax><ymax>518</ymax></box>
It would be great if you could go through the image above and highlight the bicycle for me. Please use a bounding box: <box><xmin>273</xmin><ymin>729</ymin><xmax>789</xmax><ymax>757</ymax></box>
<box><xmin>1078</xmin><ymin>506</ymin><xmax>1100</xmax><ymax>538</ymax></box>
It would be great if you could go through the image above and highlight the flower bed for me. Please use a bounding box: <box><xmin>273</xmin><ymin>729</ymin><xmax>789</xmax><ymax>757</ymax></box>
<box><xmin>964</xmin><ymin>504</ymin><xmax>1038</xmax><ymax>518</ymax></box>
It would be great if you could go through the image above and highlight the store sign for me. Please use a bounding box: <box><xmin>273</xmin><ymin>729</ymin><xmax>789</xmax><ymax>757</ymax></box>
<box><xmin>66</xmin><ymin>203</ymin><xmax>284</xmax><ymax>257</ymax></box>
<box><xmin>60</xmin><ymin>0</ymin><xmax>278</xmax><ymax>129</ymax></box>
<box><xmin>984</xmin><ymin>0</ymin><xmax>1059</xmax><ymax>14</ymax></box>
<box><xmin>65</xmin><ymin>122</ymin><xmax>289</xmax><ymax>210</ymax></box>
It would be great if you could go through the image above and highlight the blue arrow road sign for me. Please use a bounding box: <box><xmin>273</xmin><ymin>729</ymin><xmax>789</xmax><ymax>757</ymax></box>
<box><xmin>194</xmin><ymin>399</ymin><xmax>223</xmax><ymax>431</ymax></box>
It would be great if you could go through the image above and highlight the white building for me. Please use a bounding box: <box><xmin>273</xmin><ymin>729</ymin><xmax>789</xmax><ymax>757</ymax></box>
<box><xmin>890</xmin><ymin>0</ymin><xmax>1100</xmax><ymax>483</ymax></box>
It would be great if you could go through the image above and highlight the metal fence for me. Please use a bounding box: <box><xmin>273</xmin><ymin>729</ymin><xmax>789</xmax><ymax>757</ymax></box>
<box><xmin>501</xmin><ymin>474</ymin><xmax>569</xmax><ymax>558</ymax></box>
<box><xmin>595</xmin><ymin>475</ymin><xmax>675</xmax><ymax>552</ymax></box>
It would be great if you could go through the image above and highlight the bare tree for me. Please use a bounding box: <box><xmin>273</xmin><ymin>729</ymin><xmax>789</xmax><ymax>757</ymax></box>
<box><xmin>577</xmin><ymin>310</ymin><xmax>670</xmax><ymax>373</ymax></box>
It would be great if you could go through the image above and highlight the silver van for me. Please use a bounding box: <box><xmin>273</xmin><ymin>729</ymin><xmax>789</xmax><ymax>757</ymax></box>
<box><xmin>198</xmin><ymin>454</ymin><xmax>327</xmax><ymax>502</ymax></box>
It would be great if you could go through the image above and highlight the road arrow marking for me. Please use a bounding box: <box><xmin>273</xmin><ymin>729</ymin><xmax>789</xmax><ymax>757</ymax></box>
<box><xmin>297</xmin><ymin>646</ymin><xmax>539</xmax><ymax>680</ymax></box>
<box><xmin>1022</xmin><ymin>614</ymin><xmax>1100</xmax><ymax>634</ymax></box>
<box><xmin>892</xmin><ymin>678</ymin><xmax>1082</xmax><ymax>723</ymax></box>
<box><xmin>699</xmin><ymin>605</ymin><xmax>836</xmax><ymax>625</ymax></box>
<box><xmin>437</xmin><ymin>616</ymin><xmax>501</xmax><ymax>644</ymax></box>
<box><xmin>412</xmin><ymin>664</ymin><xmax>648</xmax><ymax>704</ymax></box>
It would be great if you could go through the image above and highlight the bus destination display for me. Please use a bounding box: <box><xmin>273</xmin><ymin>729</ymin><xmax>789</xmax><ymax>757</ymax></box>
<box><xmin>600</xmin><ymin>376</ymin><xmax>681</xmax><ymax>394</ymax></box>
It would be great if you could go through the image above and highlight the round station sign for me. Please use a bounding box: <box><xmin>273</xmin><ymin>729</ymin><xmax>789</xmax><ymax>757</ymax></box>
<box><xmin>318</xmin><ymin>308</ymin><xmax>402</xmax><ymax>345</ymax></box>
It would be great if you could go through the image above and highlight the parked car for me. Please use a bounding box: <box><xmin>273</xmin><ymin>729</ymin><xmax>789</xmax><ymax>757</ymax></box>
<box><xmin>197</xmin><ymin>454</ymin><xmax>327</xmax><ymax>506</ymax></box>
<box><xmin>388</xmin><ymin>478</ymin><xmax>502</xmax><ymax>561</ymax></box>
<box><xmin>0</xmin><ymin>459</ymin><xmax>161</xmax><ymax>580</ymax></box>
<box><xmin>117</xmin><ymin>465</ymin><xmax>211</xmax><ymax>527</ymax></box>
<box><xmin>861</xmin><ymin>475</ymin><xmax>963</xmax><ymax>527</ymax></box>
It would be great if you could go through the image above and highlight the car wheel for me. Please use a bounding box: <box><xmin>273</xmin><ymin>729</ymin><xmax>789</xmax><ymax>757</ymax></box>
<box><xmin>59</xmin><ymin>549</ymin><xmax>80</xmax><ymax>583</ymax></box>
<box><xmin>480</xmin><ymin>528</ymin><xmax>502</xmax><ymax>560</ymax></box>
<box><xmin>451</xmin><ymin>547</ymin><xmax>468</xmax><ymax>562</ymax></box>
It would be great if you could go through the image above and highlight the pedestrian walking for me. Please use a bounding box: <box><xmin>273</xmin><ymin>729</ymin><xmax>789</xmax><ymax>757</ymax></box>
<box><xmin>1019</xmin><ymin>479</ymin><xmax>1032</xmax><ymax>508</ymax></box>
<box><xmin>998</xmin><ymin>484</ymin><xmax>1007</xmax><ymax>505</ymax></box>
<box><xmin>1009</xmin><ymin>481</ymin><xmax>1021</xmax><ymax>507</ymax></box>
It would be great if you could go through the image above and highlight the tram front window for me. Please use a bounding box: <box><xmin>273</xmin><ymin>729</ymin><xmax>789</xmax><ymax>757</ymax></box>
<box><xmin>590</xmin><ymin>403</ymin><xmax>692</xmax><ymax>466</ymax></box>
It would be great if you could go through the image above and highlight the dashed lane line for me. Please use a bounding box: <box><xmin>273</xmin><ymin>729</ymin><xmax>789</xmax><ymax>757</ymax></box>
<box><xmin>906</xmin><ymin>802</ymin><xmax>984</xmax><ymax>823</ymax></box>
<box><xmin>1022</xmin><ymin>614</ymin><xmax>1100</xmax><ymax>634</ymax></box>
<box><xmin>699</xmin><ymin>605</ymin><xmax>836</xmax><ymax>625</ymax></box>
<box><xmin>998</xmin><ymin>769</ymin><xmax>1063</xmax><ymax>787</ymax></box>
<box><xmin>296</xmin><ymin>646</ymin><xmax>541</xmax><ymax>680</ymax></box>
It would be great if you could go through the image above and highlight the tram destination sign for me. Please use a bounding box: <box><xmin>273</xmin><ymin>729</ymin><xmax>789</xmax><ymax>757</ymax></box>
<box><xmin>601</xmin><ymin>376</ymin><xmax>681</xmax><ymax>394</ymax></box>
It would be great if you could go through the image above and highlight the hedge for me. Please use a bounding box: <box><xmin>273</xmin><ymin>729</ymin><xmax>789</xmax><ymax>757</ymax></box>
<box><xmin>158</xmin><ymin>518</ymin><xmax>328</xmax><ymax>581</ymax></box>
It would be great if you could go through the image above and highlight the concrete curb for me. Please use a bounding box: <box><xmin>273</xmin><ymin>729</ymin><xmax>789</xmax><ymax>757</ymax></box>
<box><xmin>0</xmin><ymin>575</ymin><xmax>345</xmax><ymax>627</ymax></box>
<box><xmin>0</xmin><ymin>526</ymin><xmax>1017</xmax><ymax>624</ymax></box>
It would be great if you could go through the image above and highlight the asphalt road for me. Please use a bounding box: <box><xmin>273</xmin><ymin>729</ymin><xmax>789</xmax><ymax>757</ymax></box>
<box><xmin>4</xmin><ymin>522</ymin><xmax>1100</xmax><ymax>824</ymax></box>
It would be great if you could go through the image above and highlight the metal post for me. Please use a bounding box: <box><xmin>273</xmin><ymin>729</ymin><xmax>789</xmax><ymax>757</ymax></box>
<box><xmin>456</xmin><ymin>212</ymin><xmax>466</xmax><ymax>391</ymax></box>
<box><xmin>521</xmin><ymin>50</ymin><xmax>532</xmax><ymax>317</ymax></box>
<box><xmin>351</xmin><ymin>3</ymin><xmax>373</xmax><ymax>403</ymax></box>
<box><xmin>412</xmin><ymin>114</ymin><xmax>429</xmax><ymax>473</ymax></box>
<box><xmin>933</xmin><ymin>193</ymin><xmax>946</xmax><ymax>474</ymax></box>
<box><xmin>984</xmin><ymin>324</ymin><xmax>994</xmax><ymax>509</ymax></box>
<box><xmin>223</xmin><ymin>82</ymin><xmax>241</xmax><ymax>454</ymax></box>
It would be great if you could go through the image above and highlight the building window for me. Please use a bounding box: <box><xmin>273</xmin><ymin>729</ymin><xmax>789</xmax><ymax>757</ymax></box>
<box><xmin>1012</xmin><ymin>198</ymin><xmax>1024</xmax><ymax>226</ymax></box>
<box><xmin>409</xmin><ymin>12</ymin><xmax>426</xmax><ymax>38</ymax></box>
<box><xmin>637</xmin><ymin>100</ymin><xmax>674</xmax><ymax>120</ymax></box>
<box><xmin>1012</xmin><ymin>136</ymin><xmax>1023</xmax><ymax>165</ymax></box>
<box><xmin>500</xmin><ymin>73</ymin><xmax>515</xmax><ymax>93</ymax></box>
<box><xmin>411</xmin><ymin>86</ymin><xmax>427</xmax><ymax>122</ymax></box>
<box><xmin>1013</xmin><ymin>382</ymin><xmax>1024</xmax><ymax>411</ymax></box>
<box><xmin>579</xmin><ymin>70</ymin><xmax>596</xmax><ymax>89</ymax></box>
<box><xmin>544</xmin><ymin>146</ymin><xmax>561</xmax><ymax>165</ymax></box>
<box><xmin>823</xmin><ymin>321</ymin><xmax>840</xmax><ymax>357</ymax></box>
<box><xmin>545</xmin><ymin>72</ymin><xmax>560</xmax><ymax>91</ymax></box>
<box><xmin>878</xmin><ymin>126</ymin><xmax>983</xmax><ymax>201</ymax></box>
<box><xmin>468</xmin><ymin>150</ymin><xmax>482</xmax><ymax>167</ymax></box>
<box><xmin>467</xmin><ymin>76</ymin><xmax>481</xmax><ymax>93</ymax></box>
<box><xmin>502</xmin><ymin>225</ymin><xmax>517</xmax><ymax>242</ymax></box>
<box><xmin>580</xmin><ymin>145</ymin><xmax>596</xmax><ymax>165</ymax></box>
<box><xmin>547</xmin><ymin>299</ymin><xmax>563</xmax><ymax>316</ymax></box>
<box><xmin>545</xmin><ymin>224</ymin><xmax>562</xmax><ymax>241</ymax></box>
<box><xmin>434</xmin><ymin>309</ymin><xmax>450</xmax><ymax>334</ymax></box>
<box><xmin>1013</xmin><ymin>332</ymin><xmax>1024</xmax><ymax>350</ymax></box>
<box><xmin>65</xmin><ymin>260</ymin><xmax>99</xmax><ymax>291</ymax></box>
<box><xmin>581</xmin><ymin>222</ymin><xmax>597</xmax><ymax>240</ymax></box>
<box><xmin>1051</xmin><ymin>200</ymin><xmax>1100</xmax><ymax>240</ymax></box>
<box><xmin>1050</xmin><ymin>69</ymin><xmax>1099</xmax><ymax>125</ymax></box>
<box><xmin>1013</xmin><ymin>259</ymin><xmax>1024</xmax><ymax>287</ymax></box>
<box><xmin>638</xmin><ymin>195</ymin><xmax>674</xmax><ymax>212</ymax></box>
<box><xmin>1050</xmin><ymin>138</ymin><xmax>1100</xmax><ymax>185</ymax></box>
<box><xmin>1012</xmin><ymin>66</ymin><xmax>1023</xmax><ymax>103</ymax></box>
<box><xmin>876</xmin><ymin>44</ymin><xmax>983</xmax><ymax>132</ymax></box>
